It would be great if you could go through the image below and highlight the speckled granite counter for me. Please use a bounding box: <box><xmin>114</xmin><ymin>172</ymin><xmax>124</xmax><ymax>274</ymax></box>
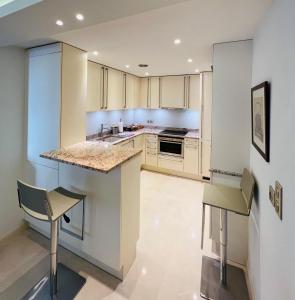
<box><xmin>87</xmin><ymin>127</ymin><xmax>199</xmax><ymax>144</ymax></box>
<box><xmin>41</xmin><ymin>141</ymin><xmax>142</xmax><ymax>173</ymax></box>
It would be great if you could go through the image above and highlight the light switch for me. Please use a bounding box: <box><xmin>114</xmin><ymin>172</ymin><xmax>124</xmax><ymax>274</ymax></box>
<box><xmin>274</xmin><ymin>181</ymin><xmax>283</xmax><ymax>220</ymax></box>
<box><xmin>269</xmin><ymin>185</ymin><xmax>275</xmax><ymax>206</ymax></box>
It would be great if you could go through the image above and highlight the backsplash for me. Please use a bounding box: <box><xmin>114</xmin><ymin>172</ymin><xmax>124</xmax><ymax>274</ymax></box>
<box><xmin>86</xmin><ymin>109</ymin><xmax>200</xmax><ymax>135</ymax></box>
<box><xmin>133</xmin><ymin>109</ymin><xmax>200</xmax><ymax>129</ymax></box>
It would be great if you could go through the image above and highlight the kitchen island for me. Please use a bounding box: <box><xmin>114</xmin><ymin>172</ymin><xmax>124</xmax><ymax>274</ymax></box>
<box><xmin>28</xmin><ymin>141</ymin><xmax>142</xmax><ymax>280</ymax></box>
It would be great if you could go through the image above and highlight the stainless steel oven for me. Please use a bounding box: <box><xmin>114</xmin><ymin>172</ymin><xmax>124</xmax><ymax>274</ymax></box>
<box><xmin>158</xmin><ymin>136</ymin><xmax>184</xmax><ymax>157</ymax></box>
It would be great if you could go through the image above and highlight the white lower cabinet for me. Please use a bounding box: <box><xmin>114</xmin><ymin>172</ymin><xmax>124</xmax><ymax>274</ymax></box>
<box><xmin>184</xmin><ymin>138</ymin><xmax>199</xmax><ymax>175</ymax></box>
<box><xmin>119</xmin><ymin>139</ymin><xmax>134</xmax><ymax>149</ymax></box>
<box><xmin>146</xmin><ymin>151</ymin><xmax>157</xmax><ymax>167</ymax></box>
<box><xmin>158</xmin><ymin>155</ymin><xmax>184</xmax><ymax>172</ymax></box>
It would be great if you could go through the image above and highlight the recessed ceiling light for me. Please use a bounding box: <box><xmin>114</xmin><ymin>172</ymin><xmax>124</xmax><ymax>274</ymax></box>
<box><xmin>195</xmin><ymin>69</ymin><xmax>200</xmax><ymax>73</ymax></box>
<box><xmin>187</xmin><ymin>58</ymin><xmax>193</xmax><ymax>63</ymax></box>
<box><xmin>125</xmin><ymin>64</ymin><xmax>130</xmax><ymax>68</ymax></box>
<box><xmin>76</xmin><ymin>13</ymin><xmax>84</xmax><ymax>21</ymax></box>
<box><xmin>138</xmin><ymin>64</ymin><xmax>148</xmax><ymax>68</ymax></box>
<box><xmin>56</xmin><ymin>20</ymin><xmax>63</xmax><ymax>26</ymax></box>
<box><xmin>145</xmin><ymin>72</ymin><xmax>149</xmax><ymax>76</ymax></box>
<box><xmin>174</xmin><ymin>38</ymin><xmax>181</xmax><ymax>45</ymax></box>
<box><xmin>93</xmin><ymin>51</ymin><xmax>99</xmax><ymax>56</ymax></box>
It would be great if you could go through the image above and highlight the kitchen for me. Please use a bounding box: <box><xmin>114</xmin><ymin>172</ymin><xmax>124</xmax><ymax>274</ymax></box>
<box><xmin>0</xmin><ymin>1</ymin><xmax>273</xmax><ymax>300</ymax></box>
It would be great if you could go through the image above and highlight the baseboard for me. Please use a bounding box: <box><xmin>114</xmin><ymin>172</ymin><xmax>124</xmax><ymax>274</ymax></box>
<box><xmin>141</xmin><ymin>165</ymin><xmax>205</xmax><ymax>181</ymax></box>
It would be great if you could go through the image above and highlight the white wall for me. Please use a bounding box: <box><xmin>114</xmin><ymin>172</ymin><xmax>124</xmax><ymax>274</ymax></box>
<box><xmin>210</xmin><ymin>40</ymin><xmax>253</xmax><ymax>265</ymax></box>
<box><xmin>0</xmin><ymin>47</ymin><xmax>25</xmax><ymax>239</ymax></box>
<box><xmin>86</xmin><ymin>109</ymin><xmax>200</xmax><ymax>135</ymax></box>
<box><xmin>249</xmin><ymin>1</ymin><xmax>295</xmax><ymax>299</ymax></box>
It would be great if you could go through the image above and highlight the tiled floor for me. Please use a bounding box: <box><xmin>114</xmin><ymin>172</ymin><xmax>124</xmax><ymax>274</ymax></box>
<box><xmin>0</xmin><ymin>170</ymin><xmax>216</xmax><ymax>300</ymax></box>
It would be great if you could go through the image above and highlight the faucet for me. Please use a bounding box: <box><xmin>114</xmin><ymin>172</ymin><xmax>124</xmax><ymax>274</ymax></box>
<box><xmin>99</xmin><ymin>123</ymin><xmax>109</xmax><ymax>137</ymax></box>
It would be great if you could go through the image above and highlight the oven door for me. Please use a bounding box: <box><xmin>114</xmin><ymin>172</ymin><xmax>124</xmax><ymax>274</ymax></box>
<box><xmin>158</xmin><ymin>137</ymin><xmax>184</xmax><ymax>157</ymax></box>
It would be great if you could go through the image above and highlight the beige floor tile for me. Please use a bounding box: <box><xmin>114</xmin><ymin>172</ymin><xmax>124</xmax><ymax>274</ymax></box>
<box><xmin>1</xmin><ymin>171</ymin><xmax>216</xmax><ymax>300</ymax></box>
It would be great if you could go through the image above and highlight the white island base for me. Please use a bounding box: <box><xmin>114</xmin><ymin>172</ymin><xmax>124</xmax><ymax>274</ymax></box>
<box><xmin>26</xmin><ymin>154</ymin><xmax>141</xmax><ymax>280</ymax></box>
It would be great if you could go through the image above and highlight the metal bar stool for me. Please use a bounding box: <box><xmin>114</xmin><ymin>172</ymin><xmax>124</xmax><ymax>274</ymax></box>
<box><xmin>17</xmin><ymin>180</ymin><xmax>86</xmax><ymax>300</ymax></box>
<box><xmin>200</xmin><ymin>168</ymin><xmax>255</xmax><ymax>300</ymax></box>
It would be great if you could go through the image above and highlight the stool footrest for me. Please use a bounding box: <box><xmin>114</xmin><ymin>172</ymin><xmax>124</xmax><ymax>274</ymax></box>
<box><xmin>21</xmin><ymin>263</ymin><xmax>86</xmax><ymax>300</ymax></box>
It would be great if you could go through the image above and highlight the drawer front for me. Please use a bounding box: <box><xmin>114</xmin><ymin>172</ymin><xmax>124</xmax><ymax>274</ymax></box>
<box><xmin>145</xmin><ymin>134</ymin><xmax>157</xmax><ymax>142</ymax></box>
<box><xmin>184</xmin><ymin>138</ymin><xmax>199</xmax><ymax>147</ymax></box>
<box><xmin>146</xmin><ymin>142</ymin><xmax>157</xmax><ymax>149</ymax></box>
<box><xmin>146</xmin><ymin>153</ymin><xmax>157</xmax><ymax>167</ymax></box>
<box><xmin>158</xmin><ymin>155</ymin><xmax>184</xmax><ymax>172</ymax></box>
<box><xmin>146</xmin><ymin>148</ymin><xmax>157</xmax><ymax>155</ymax></box>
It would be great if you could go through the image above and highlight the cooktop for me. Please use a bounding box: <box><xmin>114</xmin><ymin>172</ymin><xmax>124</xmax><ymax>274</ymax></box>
<box><xmin>159</xmin><ymin>129</ymin><xmax>188</xmax><ymax>137</ymax></box>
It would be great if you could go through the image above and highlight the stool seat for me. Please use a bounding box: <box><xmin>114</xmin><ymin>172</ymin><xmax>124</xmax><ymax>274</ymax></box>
<box><xmin>21</xmin><ymin>187</ymin><xmax>85</xmax><ymax>221</ymax></box>
<box><xmin>203</xmin><ymin>183</ymin><xmax>249</xmax><ymax>216</ymax></box>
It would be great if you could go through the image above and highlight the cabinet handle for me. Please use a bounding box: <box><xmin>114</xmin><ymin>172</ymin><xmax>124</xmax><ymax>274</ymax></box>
<box><xmin>124</xmin><ymin>73</ymin><xmax>127</xmax><ymax>109</ymax></box>
<box><xmin>147</xmin><ymin>77</ymin><xmax>150</xmax><ymax>108</ymax></box>
<box><xmin>159</xmin><ymin>77</ymin><xmax>161</xmax><ymax>108</ymax></box>
<box><xmin>100</xmin><ymin>67</ymin><xmax>104</xmax><ymax>109</ymax></box>
<box><xmin>105</xmin><ymin>68</ymin><xmax>108</xmax><ymax>109</ymax></box>
<box><xmin>187</xmin><ymin>76</ymin><xmax>191</xmax><ymax>109</ymax></box>
<box><xmin>183</xmin><ymin>77</ymin><xmax>186</xmax><ymax>108</ymax></box>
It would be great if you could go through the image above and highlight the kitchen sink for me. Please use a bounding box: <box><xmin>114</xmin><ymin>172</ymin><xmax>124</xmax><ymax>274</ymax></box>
<box><xmin>96</xmin><ymin>136</ymin><xmax>125</xmax><ymax>143</ymax></box>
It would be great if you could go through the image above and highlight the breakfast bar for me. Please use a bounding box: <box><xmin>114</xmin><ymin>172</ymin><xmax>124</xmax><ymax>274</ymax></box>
<box><xmin>27</xmin><ymin>141</ymin><xmax>142</xmax><ymax>280</ymax></box>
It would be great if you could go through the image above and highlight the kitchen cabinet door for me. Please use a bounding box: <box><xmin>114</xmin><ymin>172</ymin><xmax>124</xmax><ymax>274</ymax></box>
<box><xmin>158</xmin><ymin>155</ymin><xmax>184</xmax><ymax>171</ymax></box>
<box><xmin>106</xmin><ymin>67</ymin><xmax>124</xmax><ymax>110</ymax></box>
<box><xmin>149</xmin><ymin>77</ymin><xmax>160</xmax><ymax>109</ymax></box>
<box><xmin>140</xmin><ymin>77</ymin><xmax>149</xmax><ymax>108</ymax></box>
<box><xmin>201</xmin><ymin>72</ymin><xmax>212</xmax><ymax>140</ymax></box>
<box><xmin>187</xmin><ymin>75</ymin><xmax>201</xmax><ymax>110</ymax></box>
<box><xmin>201</xmin><ymin>140</ymin><xmax>211</xmax><ymax>178</ymax></box>
<box><xmin>184</xmin><ymin>139</ymin><xmax>199</xmax><ymax>174</ymax></box>
<box><xmin>160</xmin><ymin>76</ymin><xmax>186</xmax><ymax>108</ymax></box>
<box><xmin>134</xmin><ymin>135</ymin><xmax>145</xmax><ymax>164</ymax></box>
<box><xmin>86</xmin><ymin>61</ymin><xmax>103</xmax><ymax>112</ymax></box>
<box><xmin>120</xmin><ymin>139</ymin><xmax>134</xmax><ymax>149</ymax></box>
<box><xmin>126</xmin><ymin>74</ymin><xmax>139</xmax><ymax>109</ymax></box>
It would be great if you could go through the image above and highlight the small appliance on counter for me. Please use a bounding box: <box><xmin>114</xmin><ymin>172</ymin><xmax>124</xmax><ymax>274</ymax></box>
<box><xmin>123</xmin><ymin>124</ymin><xmax>144</xmax><ymax>131</ymax></box>
<box><xmin>111</xmin><ymin>125</ymin><xmax>119</xmax><ymax>135</ymax></box>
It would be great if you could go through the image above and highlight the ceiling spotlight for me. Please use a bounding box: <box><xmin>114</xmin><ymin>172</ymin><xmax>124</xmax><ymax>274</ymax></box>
<box><xmin>93</xmin><ymin>51</ymin><xmax>99</xmax><ymax>56</ymax></box>
<box><xmin>125</xmin><ymin>64</ymin><xmax>130</xmax><ymax>68</ymax></box>
<box><xmin>56</xmin><ymin>20</ymin><xmax>63</xmax><ymax>26</ymax></box>
<box><xmin>138</xmin><ymin>64</ymin><xmax>148</xmax><ymax>68</ymax></box>
<box><xmin>174</xmin><ymin>38</ymin><xmax>181</xmax><ymax>45</ymax></box>
<box><xmin>145</xmin><ymin>72</ymin><xmax>149</xmax><ymax>76</ymax></box>
<box><xmin>76</xmin><ymin>13</ymin><xmax>84</xmax><ymax>21</ymax></box>
<box><xmin>195</xmin><ymin>69</ymin><xmax>200</xmax><ymax>73</ymax></box>
<box><xmin>187</xmin><ymin>58</ymin><xmax>193</xmax><ymax>63</ymax></box>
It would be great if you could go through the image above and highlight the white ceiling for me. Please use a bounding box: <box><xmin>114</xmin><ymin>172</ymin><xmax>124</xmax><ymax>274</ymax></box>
<box><xmin>53</xmin><ymin>0</ymin><xmax>272</xmax><ymax>76</ymax></box>
<box><xmin>0</xmin><ymin>0</ymin><xmax>187</xmax><ymax>47</ymax></box>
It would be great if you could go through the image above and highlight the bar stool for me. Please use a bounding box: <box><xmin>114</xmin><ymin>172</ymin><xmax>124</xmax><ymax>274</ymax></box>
<box><xmin>200</xmin><ymin>168</ymin><xmax>255</xmax><ymax>300</ymax></box>
<box><xmin>17</xmin><ymin>180</ymin><xmax>86</xmax><ymax>300</ymax></box>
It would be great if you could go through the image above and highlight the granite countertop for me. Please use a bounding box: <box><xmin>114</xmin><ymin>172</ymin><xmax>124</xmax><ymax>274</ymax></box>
<box><xmin>41</xmin><ymin>141</ymin><xmax>142</xmax><ymax>173</ymax></box>
<box><xmin>87</xmin><ymin>127</ymin><xmax>199</xmax><ymax>143</ymax></box>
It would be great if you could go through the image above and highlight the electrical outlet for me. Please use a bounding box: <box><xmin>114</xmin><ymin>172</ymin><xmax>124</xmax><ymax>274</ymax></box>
<box><xmin>269</xmin><ymin>185</ymin><xmax>275</xmax><ymax>206</ymax></box>
<box><xmin>274</xmin><ymin>181</ymin><xmax>283</xmax><ymax>220</ymax></box>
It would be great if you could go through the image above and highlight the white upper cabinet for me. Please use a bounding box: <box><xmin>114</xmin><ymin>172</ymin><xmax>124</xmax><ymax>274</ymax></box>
<box><xmin>160</xmin><ymin>75</ymin><xmax>186</xmax><ymax>108</ymax></box>
<box><xmin>187</xmin><ymin>74</ymin><xmax>201</xmax><ymax>110</ymax></box>
<box><xmin>105</xmin><ymin>67</ymin><xmax>124</xmax><ymax>110</ymax></box>
<box><xmin>149</xmin><ymin>77</ymin><xmax>160</xmax><ymax>109</ymax></box>
<box><xmin>139</xmin><ymin>77</ymin><xmax>148</xmax><ymax>108</ymax></box>
<box><xmin>125</xmin><ymin>73</ymin><xmax>140</xmax><ymax>109</ymax></box>
<box><xmin>86</xmin><ymin>61</ymin><xmax>103</xmax><ymax>112</ymax></box>
<box><xmin>201</xmin><ymin>72</ymin><xmax>212</xmax><ymax>141</ymax></box>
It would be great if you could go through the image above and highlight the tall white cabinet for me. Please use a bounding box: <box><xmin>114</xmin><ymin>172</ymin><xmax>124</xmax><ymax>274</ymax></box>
<box><xmin>200</xmin><ymin>72</ymin><xmax>212</xmax><ymax>179</ymax></box>
<box><xmin>26</xmin><ymin>42</ymin><xmax>87</xmax><ymax>190</ymax></box>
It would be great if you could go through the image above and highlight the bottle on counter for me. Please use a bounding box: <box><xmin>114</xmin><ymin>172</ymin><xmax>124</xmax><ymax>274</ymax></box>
<box><xmin>118</xmin><ymin>118</ymin><xmax>123</xmax><ymax>133</ymax></box>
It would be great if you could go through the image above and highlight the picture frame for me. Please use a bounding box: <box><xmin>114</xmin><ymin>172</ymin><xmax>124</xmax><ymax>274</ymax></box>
<box><xmin>251</xmin><ymin>81</ymin><xmax>270</xmax><ymax>162</ymax></box>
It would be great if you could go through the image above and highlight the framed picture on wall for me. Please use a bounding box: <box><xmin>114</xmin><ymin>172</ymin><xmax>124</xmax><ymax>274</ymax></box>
<box><xmin>251</xmin><ymin>81</ymin><xmax>270</xmax><ymax>162</ymax></box>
